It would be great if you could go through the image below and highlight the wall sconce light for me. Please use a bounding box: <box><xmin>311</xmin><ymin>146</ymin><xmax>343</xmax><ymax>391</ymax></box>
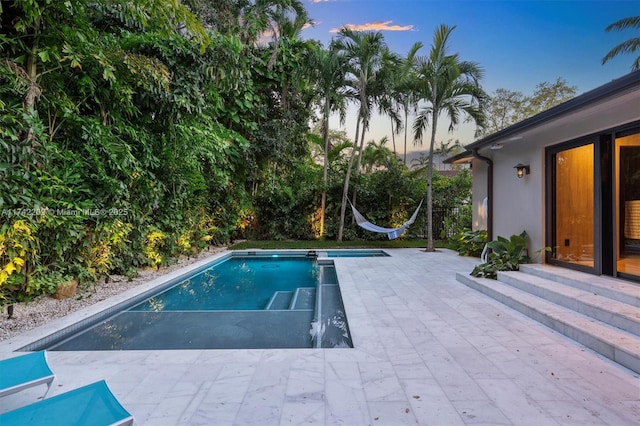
<box><xmin>514</xmin><ymin>163</ymin><xmax>530</xmax><ymax>178</ymax></box>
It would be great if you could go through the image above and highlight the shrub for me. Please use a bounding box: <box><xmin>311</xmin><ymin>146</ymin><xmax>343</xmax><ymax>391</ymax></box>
<box><xmin>0</xmin><ymin>220</ymin><xmax>39</xmax><ymax>307</ymax></box>
<box><xmin>453</xmin><ymin>229</ymin><xmax>487</xmax><ymax>257</ymax></box>
<box><xmin>27</xmin><ymin>268</ymin><xmax>73</xmax><ymax>298</ymax></box>
<box><xmin>144</xmin><ymin>229</ymin><xmax>166</xmax><ymax>268</ymax></box>
<box><xmin>81</xmin><ymin>219</ymin><xmax>133</xmax><ymax>282</ymax></box>
<box><xmin>471</xmin><ymin>231</ymin><xmax>529</xmax><ymax>279</ymax></box>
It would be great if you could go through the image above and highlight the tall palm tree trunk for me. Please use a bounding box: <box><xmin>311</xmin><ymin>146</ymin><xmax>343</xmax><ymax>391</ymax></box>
<box><xmin>319</xmin><ymin>98</ymin><xmax>331</xmax><ymax>238</ymax></box>
<box><xmin>425</xmin><ymin>113</ymin><xmax>438</xmax><ymax>252</ymax></box>
<box><xmin>403</xmin><ymin>109</ymin><xmax>409</xmax><ymax>165</ymax></box>
<box><xmin>351</xmin><ymin>117</ymin><xmax>368</xmax><ymax>214</ymax></box>
<box><xmin>338</xmin><ymin>116</ymin><xmax>362</xmax><ymax>241</ymax></box>
<box><xmin>390</xmin><ymin>120</ymin><xmax>396</xmax><ymax>155</ymax></box>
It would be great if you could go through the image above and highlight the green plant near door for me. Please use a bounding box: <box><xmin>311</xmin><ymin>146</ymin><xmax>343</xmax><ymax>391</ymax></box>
<box><xmin>471</xmin><ymin>231</ymin><xmax>530</xmax><ymax>279</ymax></box>
<box><xmin>453</xmin><ymin>228</ymin><xmax>487</xmax><ymax>257</ymax></box>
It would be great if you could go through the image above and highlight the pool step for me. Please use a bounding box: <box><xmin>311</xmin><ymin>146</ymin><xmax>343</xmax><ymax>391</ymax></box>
<box><xmin>290</xmin><ymin>287</ymin><xmax>316</xmax><ymax>310</ymax></box>
<box><xmin>265</xmin><ymin>291</ymin><xmax>293</xmax><ymax>310</ymax></box>
<box><xmin>265</xmin><ymin>288</ymin><xmax>316</xmax><ymax>310</ymax></box>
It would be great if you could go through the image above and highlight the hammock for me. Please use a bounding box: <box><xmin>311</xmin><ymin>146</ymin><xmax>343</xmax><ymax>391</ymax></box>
<box><xmin>349</xmin><ymin>199</ymin><xmax>423</xmax><ymax>240</ymax></box>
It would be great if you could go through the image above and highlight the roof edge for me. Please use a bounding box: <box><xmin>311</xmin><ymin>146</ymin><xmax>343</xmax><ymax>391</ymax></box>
<box><xmin>465</xmin><ymin>69</ymin><xmax>640</xmax><ymax>151</ymax></box>
<box><xmin>443</xmin><ymin>150</ymin><xmax>473</xmax><ymax>164</ymax></box>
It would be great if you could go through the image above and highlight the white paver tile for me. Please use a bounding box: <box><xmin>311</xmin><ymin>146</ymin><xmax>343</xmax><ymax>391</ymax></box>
<box><xmin>1</xmin><ymin>249</ymin><xmax>637</xmax><ymax>425</ymax></box>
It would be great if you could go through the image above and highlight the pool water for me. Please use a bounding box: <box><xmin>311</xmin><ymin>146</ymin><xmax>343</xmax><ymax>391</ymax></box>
<box><xmin>34</xmin><ymin>253</ymin><xmax>354</xmax><ymax>351</ymax></box>
<box><xmin>133</xmin><ymin>257</ymin><xmax>319</xmax><ymax>311</ymax></box>
<box><xmin>325</xmin><ymin>249</ymin><xmax>389</xmax><ymax>258</ymax></box>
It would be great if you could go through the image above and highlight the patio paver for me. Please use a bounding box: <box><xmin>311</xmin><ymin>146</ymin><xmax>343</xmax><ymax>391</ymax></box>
<box><xmin>1</xmin><ymin>248</ymin><xmax>638</xmax><ymax>425</ymax></box>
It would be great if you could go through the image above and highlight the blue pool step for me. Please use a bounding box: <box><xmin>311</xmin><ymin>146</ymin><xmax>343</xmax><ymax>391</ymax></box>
<box><xmin>265</xmin><ymin>291</ymin><xmax>293</xmax><ymax>310</ymax></box>
<box><xmin>290</xmin><ymin>287</ymin><xmax>315</xmax><ymax>310</ymax></box>
<box><xmin>265</xmin><ymin>288</ymin><xmax>316</xmax><ymax>310</ymax></box>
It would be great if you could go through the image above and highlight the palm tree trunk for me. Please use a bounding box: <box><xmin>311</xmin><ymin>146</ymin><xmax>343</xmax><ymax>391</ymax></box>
<box><xmin>425</xmin><ymin>113</ymin><xmax>438</xmax><ymax>252</ymax></box>
<box><xmin>403</xmin><ymin>108</ymin><xmax>408</xmax><ymax>165</ymax></box>
<box><xmin>351</xmin><ymin>118</ymin><xmax>368</xmax><ymax>214</ymax></box>
<box><xmin>338</xmin><ymin>116</ymin><xmax>361</xmax><ymax>241</ymax></box>
<box><xmin>320</xmin><ymin>98</ymin><xmax>330</xmax><ymax>238</ymax></box>
<box><xmin>390</xmin><ymin>120</ymin><xmax>396</xmax><ymax>155</ymax></box>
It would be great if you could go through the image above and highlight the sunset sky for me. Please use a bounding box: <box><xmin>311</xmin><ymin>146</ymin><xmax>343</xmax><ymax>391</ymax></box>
<box><xmin>299</xmin><ymin>0</ymin><xmax>639</xmax><ymax>151</ymax></box>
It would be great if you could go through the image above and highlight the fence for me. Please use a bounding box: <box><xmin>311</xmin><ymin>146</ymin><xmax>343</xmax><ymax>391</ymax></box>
<box><xmin>413</xmin><ymin>206</ymin><xmax>468</xmax><ymax>240</ymax></box>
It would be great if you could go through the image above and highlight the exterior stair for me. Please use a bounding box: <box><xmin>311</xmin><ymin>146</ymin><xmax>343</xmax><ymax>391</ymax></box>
<box><xmin>456</xmin><ymin>263</ymin><xmax>640</xmax><ymax>374</ymax></box>
<box><xmin>265</xmin><ymin>288</ymin><xmax>316</xmax><ymax>310</ymax></box>
<box><xmin>289</xmin><ymin>287</ymin><xmax>316</xmax><ymax>310</ymax></box>
<box><xmin>265</xmin><ymin>291</ymin><xmax>293</xmax><ymax>310</ymax></box>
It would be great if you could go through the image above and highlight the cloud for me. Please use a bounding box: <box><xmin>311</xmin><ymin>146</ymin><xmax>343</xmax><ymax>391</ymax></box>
<box><xmin>330</xmin><ymin>20</ymin><xmax>414</xmax><ymax>33</ymax></box>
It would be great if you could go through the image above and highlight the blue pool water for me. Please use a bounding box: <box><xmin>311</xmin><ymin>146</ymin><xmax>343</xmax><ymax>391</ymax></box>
<box><xmin>133</xmin><ymin>257</ymin><xmax>319</xmax><ymax>311</ymax></box>
<box><xmin>30</xmin><ymin>252</ymin><xmax>357</xmax><ymax>351</ymax></box>
<box><xmin>325</xmin><ymin>249</ymin><xmax>389</xmax><ymax>258</ymax></box>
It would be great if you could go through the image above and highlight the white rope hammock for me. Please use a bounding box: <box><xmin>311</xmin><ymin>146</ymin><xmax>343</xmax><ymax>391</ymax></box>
<box><xmin>348</xmin><ymin>199</ymin><xmax>423</xmax><ymax>240</ymax></box>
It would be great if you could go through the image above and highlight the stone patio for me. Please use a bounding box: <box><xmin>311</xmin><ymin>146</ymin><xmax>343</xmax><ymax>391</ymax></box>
<box><xmin>1</xmin><ymin>248</ymin><xmax>638</xmax><ymax>425</ymax></box>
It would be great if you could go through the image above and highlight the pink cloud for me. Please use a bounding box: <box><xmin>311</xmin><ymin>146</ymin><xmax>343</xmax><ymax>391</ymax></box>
<box><xmin>330</xmin><ymin>20</ymin><xmax>414</xmax><ymax>33</ymax></box>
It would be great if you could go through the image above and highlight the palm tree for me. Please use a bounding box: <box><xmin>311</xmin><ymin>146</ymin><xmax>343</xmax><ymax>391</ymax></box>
<box><xmin>413</xmin><ymin>24</ymin><xmax>486</xmax><ymax>252</ymax></box>
<box><xmin>602</xmin><ymin>16</ymin><xmax>640</xmax><ymax>71</ymax></box>
<box><xmin>265</xmin><ymin>2</ymin><xmax>312</xmax><ymax>72</ymax></box>
<box><xmin>310</xmin><ymin>44</ymin><xmax>348</xmax><ymax>238</ymax></box>
<box><xmin>208</xmin><ymin>0</ymin><xmax>306</xmax><ymax>45</ymax></box>
<box><xmin>410</xmin><ymin>152</ymin><xmax>429</xmax><ymax>170</ymax></box>
<box><xmin>374</xmin><ymin>50</ymin><xmax>403</xmax><ymax>155</ymax></box>
<box><xmin>354</xmin><ymin>47</ymin><xmax>397</xmax><ymax>178</ymax></box>
<box><xmin>433</xmin><ymin>139</ymin><xmax>462</xmax><ymax>170</ymax></box>
<box><xmin>361</xmin><ymin>136</ymin><xmax>395</xmax><ymax>174</ymax></box>
<box><xmin>395</xmin><ymin>42</ymin><xmax>424</xmax><ymax>165</ymax></box>
<box><xmin>264</xmin><ymin>6</ymin><xmax>315</xmax><ymax>110</ymax></box>
<box><xmin>332</xmin><ymin>28</ymin><xmax>387</xmax><ymax>241</ymax></box>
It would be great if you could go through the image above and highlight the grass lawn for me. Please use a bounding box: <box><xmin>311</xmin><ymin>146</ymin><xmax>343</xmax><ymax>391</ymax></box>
<box><xmin>228</xmin><ymin>239</ymin><xmax>454</xmax><ymax>250</ymax></box>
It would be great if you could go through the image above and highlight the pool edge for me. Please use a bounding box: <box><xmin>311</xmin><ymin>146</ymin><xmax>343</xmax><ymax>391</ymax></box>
<box><xmin>0</xmin><ymin>250</ymin><xmax>232</xmax><ymax>353</ymax></box>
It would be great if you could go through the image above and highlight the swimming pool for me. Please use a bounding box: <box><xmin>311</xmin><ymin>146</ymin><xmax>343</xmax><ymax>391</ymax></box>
<box><xmin>26</xmin><ymin>251</ymin><xmax>358</xmax><ymax>351</ymax></box>
<box><xmin>325</xmin><ymin>249</ymin><xmax>389</xmax><ymax>258</ymax></box>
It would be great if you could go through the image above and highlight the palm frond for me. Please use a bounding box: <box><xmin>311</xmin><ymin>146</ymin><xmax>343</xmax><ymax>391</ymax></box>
<box><xmin>602</xmin><ymin>16</ymin><xmax>640</xmax><ymax>70</ymax></box>
<box><xmin>605</xmin><ymin>16</ymin><xmax>640</xmax><ymax>32</ymax></box>
<box><xmin>602</xmin><ymin>38</ymin><xmax>640</xmax><ymax>64</ymax></box>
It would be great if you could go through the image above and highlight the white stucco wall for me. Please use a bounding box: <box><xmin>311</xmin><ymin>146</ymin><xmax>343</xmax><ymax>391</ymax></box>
<box><xmin>491</xmin><ymin>143</ymin><xmax>545</xmax><ymax>258</ymax></box>
<box><xmin>470</xmin><ymin>143</ymin><xmax>545</xmax><ymax>260</ymax></box>
<box><xmin>471</xmin><ymin>161</ymin><xmax>488</xmax><ymax>231</ymax></box>
<box><xmin>470</xmin><ymin>81</ymin><xmax>640</xmax><ymax>264</ymax></box>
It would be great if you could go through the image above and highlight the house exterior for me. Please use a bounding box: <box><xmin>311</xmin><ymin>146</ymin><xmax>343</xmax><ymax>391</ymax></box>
<box><xmin>447</xmin><ymin>70</ymin><xmax>640</xmax><ymax>282</ymax></box>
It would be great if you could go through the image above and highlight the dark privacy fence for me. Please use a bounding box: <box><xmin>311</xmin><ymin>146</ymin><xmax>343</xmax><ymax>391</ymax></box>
<box><xmin>413</xmin><ymin>207</ymin><xmax>468</xmax><ymax>240</ymax></box>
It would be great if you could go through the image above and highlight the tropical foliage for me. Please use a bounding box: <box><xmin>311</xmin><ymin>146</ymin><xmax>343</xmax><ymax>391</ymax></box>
<box><xmin>331</xmin><ymin>28</ymin><xmax>390</xmax><ymax>241</ymax></box>
<box><xmin>0</xmin><ymin>0</ymin><xmax>316</xmax><ymax>306</ymax></box>
<box><xmin>412</xmin><ymin>24</ymin><xmax>486</xmax><ymax>252</ymax></box>
<box><xmin>4</xmin><ymin>1</ymin><xmax>583</xmax><ymax>309</ymax></box>
<box><xmin>453</xmin><ymin>229</ymin><xmax>487</xmax><ymax>258</ymax></box>
<box><xmin>471</xmin><ymin>231</ymin><xmax>530</xmax><ymax>279</ymax></box>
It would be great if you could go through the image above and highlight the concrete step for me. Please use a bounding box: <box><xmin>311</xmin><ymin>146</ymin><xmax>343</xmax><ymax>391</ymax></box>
<box><xmin>290</xmin><ymin>287</ymin><xmax>316</xmax><ymax>310</ymax></box>
<box><xmin>520</xmin><ymin>264</ymin><xmax>640</xmax><ymax>307</ymax></box>
<box><xmin>264</xmin><ymin>291</ymin><xmax>293</xmax><ymax>310</ymax></box>
<box><xmin>499</xmin><ymin>270</ymin><xmax>640</xmax><ymax>337</ymax></box>
<box><xmin>456</xmin><ymin>272</ymin><xmax>640</xmax><ymax>374</ymax></box>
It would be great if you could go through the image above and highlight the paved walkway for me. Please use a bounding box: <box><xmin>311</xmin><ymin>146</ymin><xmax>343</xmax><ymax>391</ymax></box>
<box><xmin>1</xmin><ymin>249</ymin><xmax>638</xmax><ymax>425</ymax></box>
